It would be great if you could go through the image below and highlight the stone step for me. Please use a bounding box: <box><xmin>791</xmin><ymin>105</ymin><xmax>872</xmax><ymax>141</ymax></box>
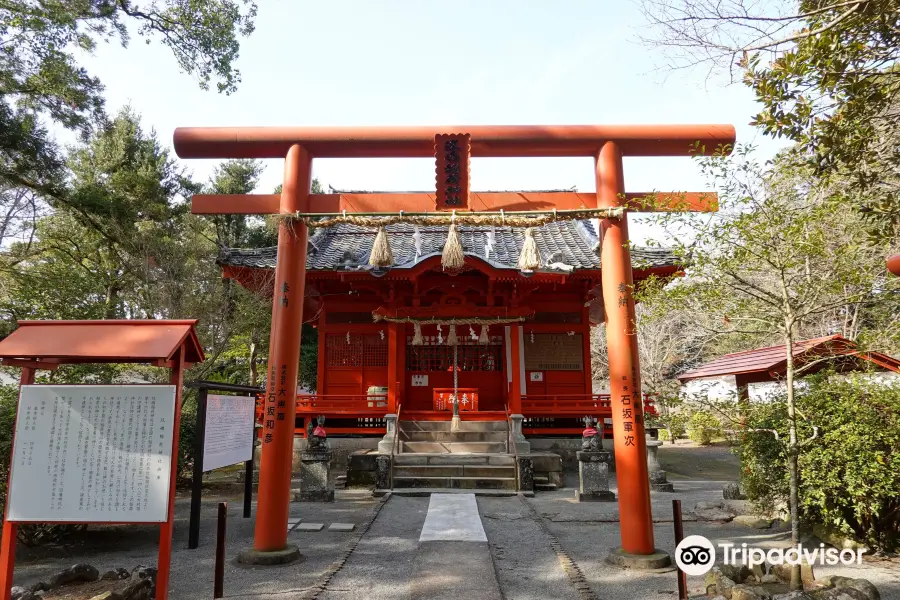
<box><xmin>394</xmin><ymin>453</ymin><xmax>516</xmax><ymax>466</ymax></box>
<box><xmin>401</xmin><ymin>430</ymin><xmax>508</xmax><ymax>443</ymax></box>
<box><xmin>534</xmin><ymin>475</ymin><xmax>549</xmax><ymax>484</ymax></box>
<box><xmin>399</xmin><ymin>420</ymin><xmax>508</xmax><ymax>432</ymax></box>
<box><xmin>393</xmin><ymin>465</ymin><xmax>516</xmax><ymax>478</ymax></box>
<box><xmin>393</xmin><ymin>476</ymin><xmax>518</xmax><ymax>490</ymax></box>
<box><xmin>402</xmin><ymin>441</ymin><xmax>509</xmax><ymax>454</ymax></box>
<box><xmin>535</xmin><ymin>483</ymin><xmax>558</xmax><ymax>492</ymax></box>
<box><xmin>378</xmin><ymin>488</ymin><xmax>530</xmax><ymax>498</ymax></box>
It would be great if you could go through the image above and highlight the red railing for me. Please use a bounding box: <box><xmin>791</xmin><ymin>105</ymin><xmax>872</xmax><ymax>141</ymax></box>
<box><xmin>521</xmin><ymin>393</ymin><xmax>657</xmax><ymax>416</ymax></box>
<box><xmin>295</xmin><ymin>393</ymin><xmax>387</xmax><ymax>413</ymax></box>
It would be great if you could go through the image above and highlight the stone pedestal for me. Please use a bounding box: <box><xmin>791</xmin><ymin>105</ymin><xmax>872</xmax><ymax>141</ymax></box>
<box><xmin>378</xmin><ymin>414</ymin><xmax>398</xmax><ymax>454</ymax></box>
<box><xmin>374</xmin><ymin>454</ymin><xmax>391</xmax><ymax>492</ymax></box>
<box><xmin>509</xmin><ymin>414</ymin><xmax>531</xmax><ymax>454</ymax></box>
<box><xmin>294</xmin><ymin>450</ymin><xmax>334</xmax><ymax>502</ymax></box>
<box><xmin>517</xmin><ymin>457</ymin><xmax>534</xmax><ymax>492</ymax></box>
<box><xmin>575</xmin><ymin>450</ymin><xmax>615</xmax><ymax>502</ymax></box>
<box><xmin>646</xmin><ymin>439</ymin><xmax>674</xmax><ymax>492</ymax></box>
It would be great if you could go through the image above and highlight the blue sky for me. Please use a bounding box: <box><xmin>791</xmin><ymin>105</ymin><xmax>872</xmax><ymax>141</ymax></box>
<box><xmin>76</xmin><ymin>0</ymin><xmax>786</xmax><ymax>243</ymax></box>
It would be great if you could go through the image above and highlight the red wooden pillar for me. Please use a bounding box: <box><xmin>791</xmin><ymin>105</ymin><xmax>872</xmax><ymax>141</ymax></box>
<box><xmin>156</xmin><ymin>347</ymin><xmax>184</xmax><ymax>600</ymax></box>
<box><xmin>582</xmin><ymin>305</ymin><xmax>593</xmax><ymax>395</ymax></box>
<box><xmin>509</xmin><ymin>326</ymin><xmax>523</xmax><ymax>414</ymax></box>
<box><xmin>596</xmin><ymin>141</ymin><xmax>656</xmax><ymax>556</ymax></box>
<box><xmin>0</xmin><ymin>367</ymin><xmax>35</xmax><ymax>600</ymax></box>
<box><xmin>253</xmin><ymin>144</ymin><xmax>311</xmax><ymax>554</ymax></box>
<box><xmin>387</xmin><ymin>322</ymin><xmax>399</xmax><ymax>413</ymax></box>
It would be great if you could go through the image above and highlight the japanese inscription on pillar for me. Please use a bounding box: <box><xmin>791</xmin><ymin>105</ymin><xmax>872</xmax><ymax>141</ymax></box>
<box><xmin>616</xmin><ymin>280</ymin><xmax>642</xmax><ymax>446</ymax></box>
<box><xmin>7</xmin><ymin>385</ymin><xmax>176</xmax><ymax>522</ymax></box>
<box><xmin>434</xmin><ymin>133</ymin><xmax>470</xmax><ymax>210</ymax></box>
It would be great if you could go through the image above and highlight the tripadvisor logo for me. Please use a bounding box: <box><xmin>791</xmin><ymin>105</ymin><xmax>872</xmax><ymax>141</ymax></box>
<box><xmin>675</xmin><ymin>535</ymin><xmax>865</xmax><ymax>576</ymax></box>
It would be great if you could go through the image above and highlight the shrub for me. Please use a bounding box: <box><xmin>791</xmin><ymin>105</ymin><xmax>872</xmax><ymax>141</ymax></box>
<box><xmin>658</xmin><ymin>428</ymin><xmax>670</xmax><ymax>441</ymax></box>
<box><xmin>687</xmin><ymin>410</ymin><xmax>721</xmax><ymax>445</ymax></box>
<box><xmin>738</xmin><ymin>374</ymin><xmax>900</xmax><ymax>552</ymax></box>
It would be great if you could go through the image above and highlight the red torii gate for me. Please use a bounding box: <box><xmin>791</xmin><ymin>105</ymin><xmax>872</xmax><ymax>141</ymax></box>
<box><xmin>173</xmin><ymin>124</ymin><xmax>735</xmax><ymax>565</ymax></box>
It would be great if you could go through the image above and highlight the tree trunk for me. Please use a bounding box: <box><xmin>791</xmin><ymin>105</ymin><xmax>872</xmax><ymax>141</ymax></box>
<box><xmin>249</xmin><ymin>336</ymin><xmax>258</xmax><ymax>388</ymax></box>
<box><xmin>104</xmin><ymin>282</ymin><xmax>120</xmax><ymax>319</ymax></box>
<box><xmin>784</xmin><ymin>324</ymin><xmax>802</xmax><ymax>591</ymax></box>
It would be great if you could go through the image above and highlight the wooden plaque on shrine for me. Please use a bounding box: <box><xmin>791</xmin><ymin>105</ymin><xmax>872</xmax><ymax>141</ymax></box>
<box><xmin>434</xmin><ymin>134</ymin><xmax>470</xmax><ymax>210</ymax></box>
<box><xmin>432</xmin><ymin>388</ymin><xmax>478</xmax><ymax>411</ymax></box>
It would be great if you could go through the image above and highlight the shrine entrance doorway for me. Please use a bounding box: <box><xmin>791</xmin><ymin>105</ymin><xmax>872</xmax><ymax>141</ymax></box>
<box><xmin>405</xmin><ymin>325</ymin><xmax>506</xmax><ymax>412</ymax></box>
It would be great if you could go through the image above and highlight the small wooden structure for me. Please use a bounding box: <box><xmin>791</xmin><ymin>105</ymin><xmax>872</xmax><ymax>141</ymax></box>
<box><xmin>0</xmin><ymin>320</ymin><xmax>204</xmax><ymax>600</ymax></box>
<box><xmin>678</xmin><ymin>334</ymin><xmax>900</xmax><ymax>399</ymax></box>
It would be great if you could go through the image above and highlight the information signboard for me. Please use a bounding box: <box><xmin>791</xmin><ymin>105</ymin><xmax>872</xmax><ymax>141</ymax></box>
<box><xmin>7</xmin><ymin>385</ymin><xmax>176</xmax><ymax>523</ymax></box>
<box><xmin>202</xmin><ymin>394</ymin><xmax>255</xmax><ymax>472</ymax></box>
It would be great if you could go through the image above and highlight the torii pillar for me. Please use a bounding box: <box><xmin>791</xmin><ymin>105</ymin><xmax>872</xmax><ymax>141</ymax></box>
<box><xmin>597</xmin><ymin>141</ymin><xmax>671</xmax><ymax>569</ymax></box>
<box><xmin>238</xmin><ymin>145</ymin><xmax>311</xmax><ymax>564</ymax></box>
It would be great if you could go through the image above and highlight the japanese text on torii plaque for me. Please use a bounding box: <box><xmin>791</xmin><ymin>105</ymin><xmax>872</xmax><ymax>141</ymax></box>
<box><xmin>435</xmin><ymin>134</ymin><xmax>471</xmax><ymax>210</ymax></box>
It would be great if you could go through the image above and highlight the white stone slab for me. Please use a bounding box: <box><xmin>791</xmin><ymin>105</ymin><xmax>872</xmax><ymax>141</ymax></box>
<box><xmin>328</xmin><ymin>522</ymin><xmax>356</xmax><ymax>532</ymax></box>
<box><xmin>419</xmin><ymin>493</ymin><xmax>487</xmax><ymax>542</ymax></box>
<box><xmin>296</xmin><ymin>523</ymin><xmax>324</xmax><ymax>532</ymax></box>
<box><xmin>287</xmin><ymin>518</ymin><xmax>301</xmax><ymax>532</ymax></box>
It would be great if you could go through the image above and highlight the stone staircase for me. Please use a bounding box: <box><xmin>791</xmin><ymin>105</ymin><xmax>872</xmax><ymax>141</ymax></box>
<box><xmin>388</xmin><ymin>420</ymin><xmax>522</xmax><ymax>495</ymax></box>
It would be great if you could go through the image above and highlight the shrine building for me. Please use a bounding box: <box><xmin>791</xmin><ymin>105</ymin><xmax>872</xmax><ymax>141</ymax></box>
<box><xmin>218</xmin><ymin>204</ymin><xmax>676</xmax><ymax>436</ymax></box>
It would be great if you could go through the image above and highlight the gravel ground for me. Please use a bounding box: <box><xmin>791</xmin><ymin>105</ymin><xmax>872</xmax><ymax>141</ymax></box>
<box><xmin>11</xmin><ymin>488</ymin><xmax>380</xmax><ymax>600</ymax></box>
<box><xmin>531</xmin><ymin>476</ymin><xmax>900</xmax><ymax>600</ymax></box>
<box><xmin>479</xmin><ymin>496</ymin><xmax>581</xmax><ymax>600</ymax></box>
<box><xmin>8</xmin><ymin>446</ymin><xmax>900</xmax><ymax>600</ymax></box>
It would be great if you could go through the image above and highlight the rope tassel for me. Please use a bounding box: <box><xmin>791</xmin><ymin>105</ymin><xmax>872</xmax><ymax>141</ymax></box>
<box><xmin>447</xmin><ymin>325</ymin><xmax>458</xmax><ymax>346</ymax></box>
<box><xmin>368</xmin><ymin>226</ymin><xmax>394</xmax><ymax>267</ymax></box>
<box><xmin>478</xmin><ymin>325</ymin><xmax>489</xmax><ymax>345</ymax></box>
<box><xmin>517</xmin><ymin>227</ymin><xmax>540</xmax><ymax>271</ymax></box>
<box><xmin>442</xmin><ymin>221</ymin><xmax>465</xmax><ymax>271</ymax></box>
<box><xmin>412</xmin><ymin>322</ymin><xmax>423</xmax><ymax>346</ymax></box>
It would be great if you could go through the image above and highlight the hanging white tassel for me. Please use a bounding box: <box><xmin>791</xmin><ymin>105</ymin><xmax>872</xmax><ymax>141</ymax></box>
<box><xmin>517</xmin><ymin>227</ymin><xmax>540</xmax><ymax>271</ymax></box>
<box><xmin>447</xmin><ymin>325</ymin><xmax>458</xmax><ymax>346</ymax></box>
<box><xmin>478</xmin><ymin>325</ymin><xmax>489</xmax><ymax>345</ymax></box>
<box><xmin>412</xmin><ymin>322</ymin><xmax>423</xmax><ymax>346</ymax></box>
<box><xmin>437</xmin><ymin>324</ymin><xmax>443</xmax><ymax>345</ymax></box>
<box><xmin>469</xmin><ymin>326</ymin><xmax>477</xmax><ymax>340</ymax></box>
<box><xmin>369</xmin><ymin>226</ymin><xmax>394</xmax><ymax>267</ymax></box>
<box><xmin>484</xmin><ymin>226</ymin><xmax>496</xmax><ymax>258</ymax></box>
<box><xmin>346</xmin><ymin>332</ymin><xmax>351</xmax><ymax>345</ymax></box>
<box><xmin>412</xmin><ymin>225</ymin><xmax>423</xmax><ymax>260</ymax></box>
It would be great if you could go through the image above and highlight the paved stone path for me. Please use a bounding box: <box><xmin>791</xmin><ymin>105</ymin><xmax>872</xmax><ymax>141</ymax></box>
<box><xmin>314</xmin><ymin>493</ymin><xmax>578</xmax><ymax>600</ymax></box>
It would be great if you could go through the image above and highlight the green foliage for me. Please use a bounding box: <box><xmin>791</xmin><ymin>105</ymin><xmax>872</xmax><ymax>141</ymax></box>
<box><xmin>738</xmin><ymin>375</ymin><xmax>900</xmax><ymax>552</ymax></box>
<box><xmin>741</xmin><ymin>1</ymin><xmax>900</xmax><ymax>240</ymax></box>
<box><xmin>687</xmin><ymin>410</ymin><xmax>721</xmax><ymax>445</ymax></box>
<box><xmin>0</xmin><ymin>0</ymin><xmax>257</xmax><ymax>198</ymax></box>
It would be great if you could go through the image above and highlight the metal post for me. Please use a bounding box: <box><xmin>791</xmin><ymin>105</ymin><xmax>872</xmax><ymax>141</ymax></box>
<box><xmin>214</xmin><ymin>502</ymin><xmax>227</xmax><ymax>598</ymax></box>
<box><xmin>673</xmin><ymin>500</ymin><xmax>688</xmax><ymax>600</ymax></box>
<box><xmin>188</xmin><ymin>387</ymin><xmax>208</xmax><ymax>550</ymax></box>
<box><xmin>243</xmin><ymin>429</ymin><xmax>254</xmax><ymax>519</ymax></box>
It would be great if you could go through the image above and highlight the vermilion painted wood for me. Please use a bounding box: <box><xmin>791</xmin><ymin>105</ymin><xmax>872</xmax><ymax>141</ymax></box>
<box><xmin>0</xmin><ymin>320</ymin><xmax>204</xmax><ymax>365</ymax></box>
<box><xmin>173</xmin><ymin>124</ymin><xmax>736</xmax><ymax>159</ymax></box>
<box><xmin>0</xmin><ymin>367</ymin><xmax>34</xmax><ymax>600</ymax></box>
<box><xmin>889</xmin><ymin>254</ymin><xmax>900</xmax><ymax>276</ymax></box>
<box><xmin>190</xmin><ymin>191</ymin><xmax>719</xmax><ymax>215</ymax></box>
<box><xmin>597</xmin><ymin>141</ymin><xmax>656</xmax><ymax>555</ymax></box>
<box><xmin>254</xmin><ymin>145</ymin><xmax>311</xmax><ymax>553</ymax></box>
<box><xmin>156</xmin><ymin>346</ymin><xmax>184</xmax><ymax>600</ymax></box>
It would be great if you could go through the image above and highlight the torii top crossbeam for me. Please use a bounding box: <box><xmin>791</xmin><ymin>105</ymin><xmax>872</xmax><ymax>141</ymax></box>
<box><xmin>173</xmin><ymin>124</ymin><xmax>735</xmax><ymax>159</ymax></box>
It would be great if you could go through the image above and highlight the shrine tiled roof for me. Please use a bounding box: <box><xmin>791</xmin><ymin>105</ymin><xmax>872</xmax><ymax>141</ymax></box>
<box><xmin>217</xmin><ymin>220</ymin><xmax>678</xmax><ymax>273</ymax></box>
